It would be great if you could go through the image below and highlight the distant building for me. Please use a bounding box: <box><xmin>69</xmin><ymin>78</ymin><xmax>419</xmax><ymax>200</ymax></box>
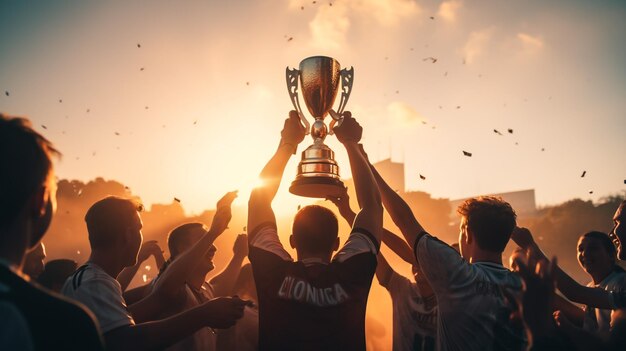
<box><xmin>449</xmin><ymin>189</ymin><xmax>537</xmax><ymax>219</ymax></box>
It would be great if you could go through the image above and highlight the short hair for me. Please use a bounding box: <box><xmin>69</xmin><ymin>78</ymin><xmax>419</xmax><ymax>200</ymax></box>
<box><xmin>85</xmin><ymin>196</ymin><xmax>142</xmax><ymax>249</ymax></box>
<box><xmin>457</xmin><ymin>196</ymin><xmax>517</xmax><ymax>253</ymax></box>
<box><xmin>167</xmin><ymin>222</ymin><xmax>206</xmax><ymax>258</ymax></box>
<box><xmin>0</xmin><ymin>114</ymin><xmax>60</xmax><ymax>229</ymax></box>
<box><xmin>292</xmin><ymin>205</ymin><xmax>338</xmax><ymax>254</ymax></box>
<box><xmin>581</xmin><ymin>231</ymin><xmax>617</xmax><ymax>257</ymax></box>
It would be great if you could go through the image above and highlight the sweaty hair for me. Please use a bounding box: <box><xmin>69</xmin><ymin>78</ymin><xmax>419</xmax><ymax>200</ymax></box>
<box><xmin>0</xmin><ymin>114</ymin><xmax>60</xmax><ymax>229</ymax></box>
<box><xmin>292</xmin><ymin>205</ymin><xmax>338</xmax><ymax>255</ymax></box>
<box><xmin>167</xmin><ymin>222</ymin><xmax>206</xmax><ymax>258</ymax></box>
<box><xmin>457</xmin><ymin>196</ymin><xmax>517</xmax><ymax>253</ymax></box>
<box><xmin>85</xmin><ymin>196</ymin><xmax>142</xmax><ymax>249</ymax></box>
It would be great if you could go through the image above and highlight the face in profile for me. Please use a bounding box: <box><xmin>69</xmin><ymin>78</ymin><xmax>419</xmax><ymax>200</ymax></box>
<box><xmin>31</xmin><ymin>179</ymin><xmax>57</xmax><ymax>247</ymax></box>
<box><xmin>23</xmin><ymin>242</ymin><xmax>46</xmax><ymax>279</ymax></box>
<box><xmin>611</xmin><ymin>203</ymin><xmax>625</xmax><ymax>260</ymax></box>
<box><xmin>577</xmin><ymin>236</ymin><xmax>614</xmax><ymax>278</ymax></box>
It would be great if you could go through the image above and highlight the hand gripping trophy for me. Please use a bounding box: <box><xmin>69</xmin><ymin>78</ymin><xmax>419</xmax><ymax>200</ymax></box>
<box><xmin>286</xmin><ymin>56</ymin><xmax>354</xmax><ymax>198</ymax></box>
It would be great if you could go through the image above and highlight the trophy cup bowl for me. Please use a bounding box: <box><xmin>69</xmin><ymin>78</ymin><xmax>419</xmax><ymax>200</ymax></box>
<box><xmin>286</xmin><ymin>56</ymin><xmax>354</xmax><ymax>198</ymax></box>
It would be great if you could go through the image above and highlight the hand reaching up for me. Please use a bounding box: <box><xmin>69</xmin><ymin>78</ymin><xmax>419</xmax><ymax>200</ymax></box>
<box><xmin>232</xmin><ymin>233</ymin><xmax>248</xmax><ymax>259</ymax></box>
<box><xmin>280</xmin><ymin>110</ymin><xmax>306</xmax><ymax>146</ymax></box>
<box><xmin>210</xmin><ymin>191</ymin><xmax>238</xmax><ymax>235</ymax></box>
<box><xmin>332</xmin><ymin>111</ymin><xmax>362</xmax><ymax>144</ymax></box>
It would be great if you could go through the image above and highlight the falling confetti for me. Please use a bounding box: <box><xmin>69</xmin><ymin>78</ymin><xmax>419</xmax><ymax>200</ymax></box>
<box><xmin>86</xmin><ymin>109</ymin><xmax>90</xmax><ymax>113</ymax></box>
<box><xmin>419</xmin><ymin>174</ymin><xmax>426</xmax><ymax>180</ymax></box>
<box><xmin>287</xmin><ymin>37</ymin><xmax>293</xmax><ymax>42</ymax></box>
<box><xmin>581</xmin><ymin>171</ymin><xmax>586</xmax><ymax>178</ymax></box>
<box><xmin>541</xmin><ymin>148</ymin><xmax>545</xmax><ymax>152</ymax></box>
<box><xmin>429</xmin><ymin>16</ymin><xmax>435</xmax><ymax>20</ymax></box>
<box><xmin>174</xmin><ymin>197</ymin><xmax>181</xmax><ymax>203</ymax></box>
<box><xmin>243</xmin><ymin>226</ymin><xmax>247</xmax><ymax>232</ymax></box>
<box><xmin>493</xmin><ymin>129</ymin><xmax>502</xmax><ymax>135</ymax></box>
<box><xmin>246</xmin><ymin>81</ymin><xmax>250</xmax><ymax>85</ymax></box>
<box><xmin>59</xmin><ymin>99</ymin><xmax>63</xmax><ymax>103</ymax></box>
<box><xmin>456</xmin><ymin>106</ymin><xmax>461</xmax><ymax>109</ymax></box>
<box><xmin>41</xmin><ymin>125</ymin><xmax>47</xmax><ymax>129</ymax></box>
<box><xmin>423</xmin><ymin>57</ymin><xmax>438</xmax><ymax>63</ymax></box>
<box><xmin>115</xmin><ymin>132</ymin><xmax>120</xmax><ymax>136</ymax></box>
<box><xmin>140</xmin><ymin>67</ymin><xmax>145</xmax><ymax>71</ymax></box>
<box><xmin>589</xmin><ymin>191</ymin><xmax>594</xmax><ymax>194</ymax></box>
<box><xmin>508</xmin><ymin>128</ymin><xmax>513</xmax><ymax>134</ymax></box>
<box><xmin>463</xmin><ymin>151</ymin><xmax>472</xmax><ymax>157</ymax></box>
<box><xmin>193</xmin><ymin>120</ymin><xmax>197</xmax><ymax>125</ymax></box>
<box><xmin>137</xmin><ymin>43</ymin><xmax>141</xmax><ymax>48</ymax></box>
<box><xmin>297</xmin><ymin>204</ymin><xmax>301</xmax><ymax>210</ymax></box>
<box><xmin>4</xmin><ymin>91</ymin><xmax>8</xmax><ymax>96</ymax></box>
<box><xmin>145</xmin><ymin>106</ymin><xmax>149</xmax><ymax>109</ymax></box>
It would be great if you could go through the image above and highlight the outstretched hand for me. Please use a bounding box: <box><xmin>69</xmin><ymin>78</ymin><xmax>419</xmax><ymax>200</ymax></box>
<box><xmin>281</xmin><ymin>110</ymin><xmax>306</xmax><ymax>146</ymax></box>
<box><xmin>137</xmin><ymin>240</ymin><xmax>164</xmax><ymax>263</ymax></box>
<box><xmin>511</xmin><ymin>227</ymin><xmax>536</xmax><ymax>250</ymax></box>
<box><xmin>332</xmin><ymin>111</ymin><xmax>362</xmax><ymax>144</ymax></box>
<box><xmin>201</xmin><ymin>296</ymin><xmax>253</xmax><ymax>329</ymax></box>
<box><xmin>210</xmin><ymin>191</ymin><xmax>238</xmax><ymax>235</ymax></box>
<box><xmin>326</xmin><ymin>187</ymin><xmax>355</xmax><ymax>222</ymax></box>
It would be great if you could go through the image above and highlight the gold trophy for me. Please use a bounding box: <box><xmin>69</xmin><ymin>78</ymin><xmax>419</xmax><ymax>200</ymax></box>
<box><xmin>286</xmin><ymin>56</ymin><xmax>354</xmax><ymax>198</ymax></box>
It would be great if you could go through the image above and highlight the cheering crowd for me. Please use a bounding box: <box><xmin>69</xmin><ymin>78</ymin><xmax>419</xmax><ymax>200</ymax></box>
<box><xmin>1</xmin><ymin>110</ymin><xmax>624</xmax><ymax>350</ymax></box>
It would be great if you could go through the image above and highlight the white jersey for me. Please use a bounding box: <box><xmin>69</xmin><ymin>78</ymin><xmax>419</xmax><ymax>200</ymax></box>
<box><xmin>583</xmin><ymin>268</ymin><xmax>626</xmax><ymax>336</ymax></box>
<box><xmin>384</xmin><ymin>270</ymin><xmax>437</xmax><ymax>351</ymax></box>
<box><xmin>61</xmin><ymin>263</ymin><xmax>135</xmax><ymax>333</ymax></box>
<box><xmin>415</xmin><ymin>234</ymin><xmax>526</xmax><ymax>351</ymax></box>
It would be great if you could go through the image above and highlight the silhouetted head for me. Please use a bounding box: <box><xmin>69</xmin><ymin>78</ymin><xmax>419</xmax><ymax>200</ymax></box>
<box><xmin>289</xmin><ymin>205</ymin><xmax>339</xmax><ymax>259</ymax></box>
<box><xmin>167</xmin><ymin>222</ymin><xmax>216</xmax><ymax>275</ymax></box>
<box><xmin>85</xmin><ymin>196</ymin><xmax>143</xmax><ymax>267</ymax></box>
<box><xmin>457</xmin><ymin>196</ymin><xmax>517</xmax><ymax>259</ymax></box>
<box><xmin>0</xmin><ymin>114</ymin><xmax>60</xmax><ymax>263</ymax></box>
<box><xmin>23</xmin><ymin>242</ymin><xmax>46</xmax><ymax>279</ymax></box>
<box><xmin>611</xmin><ymin>201</ymin><xmax>626</xmax><ymax>260</ymax></box>
<box><xmin>37</xmin><ymin>259</ymin><xmax>78</xmax><ymax>293</ymax></box>
<box><xmin>577</xmin><ymin>231</ymin><xmax>618</xmax><ymax>283</ymax></box>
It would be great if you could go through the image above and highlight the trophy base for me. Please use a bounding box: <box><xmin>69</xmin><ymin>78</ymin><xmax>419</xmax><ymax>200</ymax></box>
<box><xmin>289</xmin><ymin>176</ymin><xmax>346</xmax><ymax>199</ymax></box>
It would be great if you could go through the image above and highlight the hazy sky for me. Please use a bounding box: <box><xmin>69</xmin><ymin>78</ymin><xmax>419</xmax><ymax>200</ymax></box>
<box><xmin>1</xmin><ymin>0</ymin><xmax>625</xmax><ymax>214</ymax></box>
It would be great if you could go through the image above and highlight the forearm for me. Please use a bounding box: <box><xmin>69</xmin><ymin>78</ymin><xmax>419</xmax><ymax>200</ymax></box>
<box><xmin>382</xmin><ymin>229</ymin><xmax>416</xmax><ymax>265</ymax></box>
<box><xmin>370</xmin><ymin>164</ymin><xmax>424</xmax><ymax>244</ymax></box>
<box><xmin>155</xmin><ymin>230</ymin><xmax>219</xmax><ymax>297</ymax></box>
<box><xmin>117</xmin><ymin>263</ymin><xmax>142</xmax><ymax>292</ymax></box>
<box><xmin>210</xmin><ymin>254</ymin><xmax>246</xmax><ymax>296</ymax></box>
<box><xmin>554</xmin><ymin>294</ymin><xmax>585</xmax><ymax>327</ymax></box>
<box><xmin>345</xmin><ymin>143</ymin><xmax>380</xmax><ymax>211</ymax></box>
<box><xmin>105</xmin><ymin>307</ymin><xmax>207</xmax><ymax>351</ymax></box>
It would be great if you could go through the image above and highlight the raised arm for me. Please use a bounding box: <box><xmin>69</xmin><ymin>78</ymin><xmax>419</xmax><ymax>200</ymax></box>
<box><xmin>248</xmin><ymin>111</ymin><xmax>305</xmax><ymax>237</ymax></box>
<box><xmin>210</xmin><ymin>233</ymin><xmax>248</xmax><ymax>296</ymax></box>
<box><xmin>512</xmin><ymin>227</ymin><xmax>617</xmax><ymax>309</ymax></box>
<box><xmin>333</xmin><ymin>112</ymin><xmax>382</xmax><ymax>242</ymax></box>
<box><xmin>361</xmin><ymin>145</ymin><xmax>426</xmax><ymax>251</ymax></box>
<box><xmin>151</xmin><ymin>192</ymin><xmax>237</xmax><ymax>300</ymax></box>
<box><xmin>118</xmin><ymin>240</ymin><xmax>164</xmax><ymax>292</ymax></box>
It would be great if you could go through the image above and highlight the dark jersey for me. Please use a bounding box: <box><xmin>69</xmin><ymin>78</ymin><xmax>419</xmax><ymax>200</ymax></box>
<box><xmin>0</xmin><ymin>264</ymin><xmax>104</xmax><ymax>351</ymax></box>
<box><xmin>249</xmin><ymin>223</ymin><xmax>379</xmax><ymax>351</ymax></box>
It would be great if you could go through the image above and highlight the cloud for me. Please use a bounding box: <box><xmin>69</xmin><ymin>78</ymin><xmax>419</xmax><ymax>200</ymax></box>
<box><xmin>308</xmin><ymin>0</ymin><xmax>419</xmax><ymax>49</ymax></box>
<box><xmin>387</xmin><ymin>101</ymin><xmax>425</xmax><ymax>127</ymax></box>
<box><xmin>309</xmin><ymin>2</ymin><xmax>351</xmax><ymax>50</ymax></box>
<box><xmin>517</xmin><ymin>32</ymin><xmax>544</xmax><ymax>51</ymax></box>
<box><xmin>462</xmin><ymin>27</ymin><xmax>494</xmax><ymax>64</ymax></box>
<box><xmin>437</xmin><ymin>0</ymin><xmax>463</xmax><ymax>22</ymax></box>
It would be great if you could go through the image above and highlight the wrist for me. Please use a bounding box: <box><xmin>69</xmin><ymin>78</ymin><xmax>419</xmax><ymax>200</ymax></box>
<box><xmin>279</xmin><ymin>139</ymin><xmax>298</xmax><ymax>154</ymax></box>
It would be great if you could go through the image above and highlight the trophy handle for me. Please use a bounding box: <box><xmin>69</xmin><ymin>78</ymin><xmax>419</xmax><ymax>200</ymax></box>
<box><xmin>336</xmin><ymin>67</ymin><xmax>354</xmax><ymax>115</ymax></box>
<box><xmin>286</xmin><ymin>67</ymin><xmax>310</xmax><ymax>133</ymax></box>
<box><xmin>328</xmin><ymin>110</ymin><xmax>343</xmax><ymax>135</ymax></box>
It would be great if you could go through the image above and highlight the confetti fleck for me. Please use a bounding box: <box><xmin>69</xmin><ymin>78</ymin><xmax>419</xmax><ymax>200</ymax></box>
<box><xmin>287</xmin><ymin>37</ymin><xmax>293</xmax><ymax>42</ymax></box>
<box><xmin>193</xmin><ymin>120</ymin><xmax>197</xmax><ymax>125</ymax></box>
<box><xmin>423</xmin><ymin>57</ymin><xmax>438</xmax><ymax>63</ymax></box>
<box><xmin>429</xmin><ymin>16</ymin><xmax>435</xmax><ymax>20</ymax></box>
<box><xmin>41</xmin><ymin>125</ymin><xmax>47</xmax><ymax>129</ymax></box>
<box><xmin>243</xmin><ymin>226</ymin><xmax>247</xmax><ymax>232</ymax></box>
<box><xmin>589</xmin><ymin>191</ymin><xmax>594</xmax><ymax>194</ymax></box>
<box><xmin>86</xmin><ymin>109</ymin><xmax>90</xmax><ymax>113</ymax></box>
<box><xmin>115</xmin><ymin>132</ymin><xmax>120</xmax><ymax>136</ymax></box>
<box><xmin>140</xmin><ymin>67</ymin><xmax>145</xmax><ymax>71</ymax></box>
<box><xmin>581</xmin><ymin>171</ymin><xmax>586</xmax><ymax>178</ymax></box>
<box><xmin>508</xmin><ymin>128</ymin><xmax>513</xmax><ymax>134</ymax></box>
<box><xmin>246</xmin><ymin>81</ymin><xmax>250</xmax><ymax>85</ymax></box>
<box><xmin>137</xmin><ymin>43</ymin><xmax>141</xmax><ymax>48</ymax></box>
<box><xmin>59</xmin><ymin>99</ymin><xmax>63</xmax><ymax>103</ymax></box>
<box><xmin>174</xmin><ymin>197</ymin><xmax>181</xmax><ymax>203</ymax></box>
<box><xmin>541</xmin><ymin>148</ymin><xmax>545</xmax><ymax>152</ymax></box>
<box><xmin>493</xmin><ymin>129</ymin><xmax>502</xmax><ymax>135</ymax></box>
<box><xmin>463</xmin><ymin>151</ymin><xmax>472</xmax><ymax>157</ymax></box>
<box><xmin>456</xmin><ymin>106</ymin><xmax>461</xmax><ymax>109</ymax></box>
<box><xmin>419</xmin><ymin>174</ymin><xmax>426</xmax><ymax>180</ymax></box>
<box><xmin>145</xmin><ymin>106</ymin><xmax>149</xmax><ymax>109</ymax></box>
<box><xmin>4</xmin><ymin>91</ymin><xmax>8</xmax><ymax>96</ymax></box>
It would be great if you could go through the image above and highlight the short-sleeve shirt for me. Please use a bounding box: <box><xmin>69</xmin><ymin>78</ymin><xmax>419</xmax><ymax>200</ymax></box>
<box><xmin>384</xmin><ymin>270</ymin><xmax>437</xmax><ymax>351</ymax></box>
<box><xmin>414</xmin><ymin>234</ymin><xmax>526</xmax><ymax>351</ymax></box>
<box><xmin>583</xmin><ymin>268</ymin><xmax>626</xmax><ymax>336</ymax></box>
<box><xmin>62</xmin><ymin>263</ymin><xmax>135</xmax><ymax>333</ymax></box>
<box><xmin>249</xmin><ymin>222</ymin><xmax>379</xmax><ymax>351</ymax></box>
